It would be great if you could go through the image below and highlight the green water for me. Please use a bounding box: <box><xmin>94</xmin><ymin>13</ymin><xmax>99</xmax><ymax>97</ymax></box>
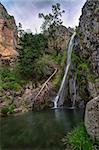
<box><xmin>0</xmin><ymin>109</ymin><xmax>84</xmax><ymax>150</ymax></box>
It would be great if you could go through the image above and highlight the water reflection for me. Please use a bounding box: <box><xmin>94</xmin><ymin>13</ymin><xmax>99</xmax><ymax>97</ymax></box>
<box><xmin>0</xmin><ymin>109</ymin><xmax>84</xmax><ymax>150</ymax></box>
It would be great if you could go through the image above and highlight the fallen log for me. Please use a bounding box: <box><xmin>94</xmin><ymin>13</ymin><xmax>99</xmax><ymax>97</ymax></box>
<box><xmin>34</xmin><ymin>68</ymin><xmax>57</xmax><ymax>100</ymax></box>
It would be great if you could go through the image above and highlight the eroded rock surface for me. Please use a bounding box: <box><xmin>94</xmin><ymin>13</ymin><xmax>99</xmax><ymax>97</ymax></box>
<box><xmin>73</xmin><ymin>0</ymin><xmax>99</xmax><ymax>102</ymax></box>
<box><xmin>47</xmin><ymin>25</ymin><xmax>72</xmax><ymax>55</ymax></box>
<box><xmin>0</xmin><ymin>3</ymin><xmax>18</xmax><ymax>63</ymax></box>
<box><xmin>85</xmin><ymin>96</ymin><xmax>99</xmax><ymax>141</ymax></box>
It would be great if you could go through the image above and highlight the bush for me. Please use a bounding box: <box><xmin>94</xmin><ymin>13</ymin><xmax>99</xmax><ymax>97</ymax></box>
<box><xmin>1</xmin><ymin>107</ymin><xmax>9</xmax><ymax>114</ymax></box>
<box><xmin>8</xmin><ymin>105</ymin><xmax>15</xmax><ymax>114</ymax></box>
<box><xmin>17</xmin><ymin>33</ymin><xmax>48</xmax><ymax>79</ymax></box>
<box><xmin>2</xmin><ymin>82</ymin><xmax>21</xmax><ymax>91</ymax></box>
<box><xmin>34</xmin><ymin>55</ymin><xmax>56</xmax><ymax>80</ymax></box>
<box><xmin>52</xmin><ymin>70</ymin><xmax>63</xmax><ymax>88</ymax></box>
<box><xmin>62</xmin><ymin>123</ymin><xmax>93</xmax><ymax>150</ymax></box>
<box><xmin>0</xmin><ymin>67</ymin><xmax>23</xmax><ymax>91</ymax></box>
<box><xmin>1</xmin><ymin>105</ymin><xmax>15</xmax><ymax>115</ymax></box>
<box><xmin>52</xmin><ymin>49</ymin><xmax>66</xmax><ymax>88</ymax></box>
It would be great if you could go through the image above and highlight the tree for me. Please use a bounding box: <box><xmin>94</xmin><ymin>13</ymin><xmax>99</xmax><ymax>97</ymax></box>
<box><xmin>17</xmin><ymin>23</ymin><xmax>24</xmax><ymax>37</ymax></box>
<box><xmin>39</xmin><ymin>3</ymin><xmax>65</xmax><ymax>32</ymax></box>
<box><xmin>39</xmin><ymin>3</ymin><xmax>65</xmax><ymax>55</ymax></box>
<box><xmin>17</xmin><ymin>33</ymin><xmax>48</xmax><ymax>79</ymax></box>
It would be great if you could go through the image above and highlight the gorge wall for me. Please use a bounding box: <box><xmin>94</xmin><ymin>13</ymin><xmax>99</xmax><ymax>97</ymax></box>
<box><xmin>0</xmin><ymin>3</ymin><xmax>18</xmax><ymax>64</ymax></box>
<box><xmin>71</xmin><ymin>0</ymin><xmax>99</xmax><ymax>141</ymax></box>
<box><xmin>72</xmin><ymin>0</ymin><xmax>99</xmax><ymax>104</ymax></box>
<box><xmin>47</xmin><ymin>25</ymin><xmax>72</xmax><ymax>55</ymax></box>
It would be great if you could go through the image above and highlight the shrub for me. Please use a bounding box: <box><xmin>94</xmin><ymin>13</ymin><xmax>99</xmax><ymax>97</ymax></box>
<box><xmin>34</xmin><ymin>55</ymin><xmax>56</xmax><ymax>80</ymax></box>
<box><xmin>52</xmin><ymin>70</ymin><xmax>63</xmax><ymax>88</ymax></box>
<box><xmin>17</xmin><ymin>33</ymin><xmax>48</xmax><ymax>79</ymax></box>
<box><xmin>8</xmin><ymin>105</ymin><xmax>15</xmax><ymax>114</ymax></box>
<box><xmin>2</xmin><ymin>82</ymin><xmax>21</xmax><ymax>91</ymax></box>
<box><xmin>0</xmin><ymin>67</ymin><xmax>23</xmax><ymax>91</ymax></box>
<box><xmin>1</xmin><ymin>107</ymin><xmax>9</xmax><ymax>115</ymax></box>
<box><xmin>62</xmin><ymin>123</ymin><xmax>93</xmax><ymax>150</ymax></box>
<box><xmin>1</xmin><ymin>105</ymin><xmax>15</xmax><ymax>115</ymax></box>
<box><xmin>52</xmin><ymin>49</ymin><xmax>66</xmax><ymax>88</ymax></box>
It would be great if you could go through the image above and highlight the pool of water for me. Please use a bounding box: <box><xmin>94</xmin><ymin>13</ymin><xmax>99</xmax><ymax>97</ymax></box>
<box><xmin>0</xmin><ymin>108</ymin><xmax>84</xmax><ymax>150</ymax></box>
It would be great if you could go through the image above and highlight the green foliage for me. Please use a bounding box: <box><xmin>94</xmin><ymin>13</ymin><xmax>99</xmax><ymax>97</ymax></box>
<box><xmin>71</xmin><ymin>51</ymin><xmax>95</xmax><ymax>86</ymax></box>
<box><xmin>1</xmin><ymin>107</ymin><xmax>9</xmax><ymax>115</ymax></box>
<box><xmin>71</xmin><ymin>51</ymin><xmax>94</xmax><ymax>100</ymax></box>
<box><xmin>8</xmin><ymin>105</ymin><xmax>15</xmax><ymax>114</ymax></box>
<box><xmin>53</xmin><ymin>50</ymin><xmax>67</xmax><ymax>66</ymax></box>
<box><xmin>18</xmin><ymin>33</ymin><xmax>48</xmax><ymax>79</ymax></box>
<box><xmin>87</xmin><ymin>74</ymin><xmax>95</xmax><ymax>82</ymax></box>
<box><xmin>34</xmin><ymin>55</ymin><xmax>56</xmax><ymax>80</ymax></box>
<box><xmin>39</xmin><ymin>3</ymin><xmax>65</xmax><ymax>55</ymax></box>
<box><xmin>0</xmin><ymin>67</ymin><xmax>23</xmax><ymax>91</ymax></box>
<box><xmin>52</xmin><ymin>70</ymin><xmax>62</xmax><ymax>88</ymax></box>
<box><xmin>52</xmin><ymin>49</ymin><xmax>66</xmax><ymax>88</ymax></box>
<box><xmin>62</xmin><ymin>124</ymin><xmax>93</xmax><ymax>150</ymax></box>
<box><xmin>1</xmin><ymin>105</ymin><xmax>15</xmax><ymax>115</ymax></box>
<box><xmin>39</xmin><ymin>3</ymin><xmax>65</xmax><ymax>32</ymax></box>
<box><xmin>71</xmin><ymin>51</ymin><xmax>81</xmax><ymax>68</ymax></box>
<box><xmin>2</xmin><ymin>82</ymin><xmax>21</xmax><ymax>91</ymax></box>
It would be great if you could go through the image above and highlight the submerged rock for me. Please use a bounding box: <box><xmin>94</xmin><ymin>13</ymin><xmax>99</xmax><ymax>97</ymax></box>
<box><xmin>85</xmin><ymin>96</ymin><xmax>99</xmax><ymax>141</ymax></box>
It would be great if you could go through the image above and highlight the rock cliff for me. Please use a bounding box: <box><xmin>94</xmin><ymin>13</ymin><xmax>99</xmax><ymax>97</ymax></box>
<box><xmin>0</xmin><ymin>3</ymin><xmax>18</xmax><ymax>64</ymax></box>
<box><xmin>47</xmin><ymin>26</ymin><xmax>72</xmax><ymax>55</ymax></box>
<box><xmin>72</xmin><ymin>0</ymin><xmax>99</xmax><ymax>141</ymax></box>
<box><xmin>73</xmin><ymin>0</ymin><xmax>99</xmax><ymax>102</ymax></box>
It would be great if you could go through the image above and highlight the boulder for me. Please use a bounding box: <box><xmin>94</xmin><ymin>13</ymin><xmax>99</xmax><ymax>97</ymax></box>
<box><xmin>85</xmin><ymin>96</ymin><xmax>99</xmax><ymax>141</ymax></box>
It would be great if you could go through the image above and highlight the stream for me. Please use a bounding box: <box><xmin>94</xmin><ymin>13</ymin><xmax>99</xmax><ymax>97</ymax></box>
<box><xmin>0</xmin><ymin>109</ymin><xmax>84</xmax><ymax>150</ymax></box>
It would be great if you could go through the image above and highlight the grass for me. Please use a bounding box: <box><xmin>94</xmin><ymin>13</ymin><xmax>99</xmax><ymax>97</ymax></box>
<box><xmin>62</xmin><ymin>123</ymin><xmax>94</xmax><ymax>150</ymax></box>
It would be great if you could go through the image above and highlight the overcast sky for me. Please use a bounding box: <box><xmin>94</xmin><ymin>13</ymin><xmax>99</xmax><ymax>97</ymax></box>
<box><xmin>1</xmin><ymin>0</ymin><xmax>86</xmax><ymax>33</ymax></box>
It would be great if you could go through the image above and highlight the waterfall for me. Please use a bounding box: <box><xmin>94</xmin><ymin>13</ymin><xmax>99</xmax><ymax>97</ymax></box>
<box><xmin>53</xmin><ymin>32</ymin><xmax>76</xmax><ymax>108</ymax></box>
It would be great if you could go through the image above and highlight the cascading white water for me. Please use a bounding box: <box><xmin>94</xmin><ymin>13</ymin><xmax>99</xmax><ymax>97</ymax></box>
<box><xmin>53</xmin><ymin>32</ymin><xmax>76</xmax><ymax>108</ymax></box>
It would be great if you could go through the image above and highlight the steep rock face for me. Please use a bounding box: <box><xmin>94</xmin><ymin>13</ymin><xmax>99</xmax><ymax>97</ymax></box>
<box><xmin>73</xmin><ymin>0</ymin><xmax>99</xmax><ymax>101</ymax></box>
<box><xmin>0</xmin><ymin>3</ymin><xmax>18</xmax><ymax>62</ymax></box>
<box><xmin>72</xmin><ymin>0</ymin><xmax>99</xmax><ymax>142</ymax></box>
<box><xmin>76</xmin><ymin>0</ymin><xmax>99</xmax><ymax>76</ymax></box>
<box><xmin>47</xmin><ymin>26</ymin><xmax>72</xmax><ymax>54</ymax></box>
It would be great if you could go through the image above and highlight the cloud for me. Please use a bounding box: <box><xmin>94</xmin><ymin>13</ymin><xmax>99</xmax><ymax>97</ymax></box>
<box><xmin>1</xmin><ymin>0</ymin><xmax>86</xmax><ymax>33</ymax></box>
